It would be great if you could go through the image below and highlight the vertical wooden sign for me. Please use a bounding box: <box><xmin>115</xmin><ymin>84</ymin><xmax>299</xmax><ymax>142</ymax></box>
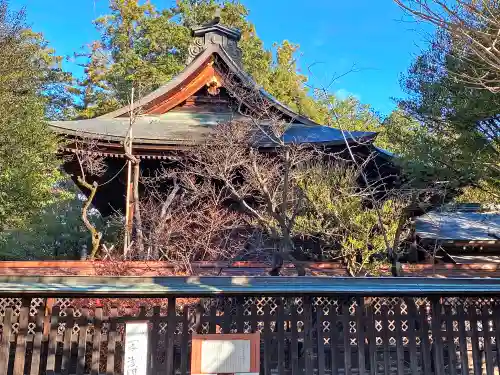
<box><xmin>124</xmin><ymin>322</ymin><xmax>149</xmax><ymax>375</ymax></box>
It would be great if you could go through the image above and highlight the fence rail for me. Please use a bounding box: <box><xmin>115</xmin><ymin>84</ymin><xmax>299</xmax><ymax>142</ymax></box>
<box><xmin>1</xmin><ymin>294</ymin><xmax>500</xmax><ymax>375</ymax></box>
<box><xmin>2</xmin><ymin>276</ymin><xmax>500</xmax><ymax>297</ymax></box>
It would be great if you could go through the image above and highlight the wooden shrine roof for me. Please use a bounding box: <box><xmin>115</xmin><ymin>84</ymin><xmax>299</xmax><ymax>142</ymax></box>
<box><xmin>48</xmin><ymin>21</ymin><xmax>377</xmax><ymax>150</ymax></box>
<box><xmin>50</xmin><ymin>113</ymin><xmax>377</xmax><ymax>147</ymax></box>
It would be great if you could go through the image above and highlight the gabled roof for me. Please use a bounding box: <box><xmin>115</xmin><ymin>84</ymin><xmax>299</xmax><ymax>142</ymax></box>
<box><xmin>97</xmin><ymin>44</ymin><xmax>321</xmax><ymax>126</ymax></box>
<box><xmin>49</xmin><ymin>21</ymin><xmax>377</xmax><ymax>149</ymax></box>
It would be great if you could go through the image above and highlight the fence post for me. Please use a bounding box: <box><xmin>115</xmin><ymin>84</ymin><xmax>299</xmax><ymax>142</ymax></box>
<box><xmin>0</xmin><ymin>307</ymin><xmax>13</xmax><ymax>375</ymax></box>
<box><xmin>30</xmin><ymin>310</ymin><xmax>45</xmax><ymax>375</ymax></box>
<box><xmin>91</xmin><ymin>307</ymin><xmax>102</xmax><ymax>375</ymax></box>
<box><xmin>356</xmin><ymin>298</ymin><xmax>366</xmax><ymax>375</ymax></box>
<box><xmin>419</xmin><ymin>304</ymin><xmax>432</xmax><ymax>375</ymax></box>
<box><xmin>430</xmin><ymin>298</ymin><xmax>445</xmax><ymax>375</ymax></box>
<box><xmin>444</xmin><ymin>304</ymin><xmax>458</xmax><ymax>375</ymax></box>
<box><xmin>405</xmin><ymin>298</ymin><xmax>419</xmax><ymax>375</ymax></box>
<box><xmin>290</xmin><ymin>299</ymin><xmax>299</xmax><ymax>375</ymax></box>
<box><xmin>165</xmin><ymin>297</ymin><xmax>176</xmax><ymax>375</ymax></box>
<box><xmin>61</xmin><ymin>308</ymin><xmax>74</xmax><ymax>375</ymax></box>
<box><xmin>277</xmin><ymin>297</ymin><xmax>286</xmax><ymax>375</ymax></box>
<box><xmin>303</xmin><ymin>295</ymin><xmax>315</xmax><ymax>375</ymax></box>
<box><xmin>106</xmin><ymin>307</ymin><xmax>118</xmax><ymax>375</ymax></box>
<box><xmin>46</xmin><ymin>307</ymin><xmax>60</xmax><ymax>375</ymax></box>
<box><xmin>342</xmin><ymin>298</ymin><xmax>352</xmax><ymax>375</ymax></box>
<box><xmin>76</xmin><ymin>308</ymin><xmax>89</xmax><ymax>375</ymax></box>
<box><xmin>13</xmin><ymin>298</ymin><xmax>30</xmax><ymax>375</ymax></box>
<box><xmin>470</xmin><ymin>306</ymin><xmax>483</xmax><ymax>375</ymax></box>
<box><xmin>381</xmin><ymin>305</ymin><xmax>390</xmax><ymax>375</ymax></box>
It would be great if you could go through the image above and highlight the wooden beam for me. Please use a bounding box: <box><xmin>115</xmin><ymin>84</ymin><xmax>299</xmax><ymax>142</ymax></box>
<box><xmin>146</xmin><ymin>62</ymin><xmax>222</xmax><ymax>115</ymax></box>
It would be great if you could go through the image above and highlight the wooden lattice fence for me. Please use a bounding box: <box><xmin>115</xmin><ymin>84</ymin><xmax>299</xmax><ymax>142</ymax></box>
<box><xmin>1</xmin><ymin>295</ymin><xmax>500</xmax><ymax>375</ymax></box>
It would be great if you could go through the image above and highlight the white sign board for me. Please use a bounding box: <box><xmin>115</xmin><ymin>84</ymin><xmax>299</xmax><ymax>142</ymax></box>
<box><xmin>124</xmin><ymin>322</ymin><xmax>149</xmax><ymax>375</ymax></box>
<box><xmin>201</xmin><ymin>340</ymin><xmax>251</xmax><ymax>374</ymax></box>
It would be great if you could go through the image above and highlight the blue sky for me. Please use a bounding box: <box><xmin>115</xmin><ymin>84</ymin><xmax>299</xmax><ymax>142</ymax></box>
<box><xmin>12</xmin><ymin>0</ymin><xmax>433</xmax><ymax>118</ymax></box>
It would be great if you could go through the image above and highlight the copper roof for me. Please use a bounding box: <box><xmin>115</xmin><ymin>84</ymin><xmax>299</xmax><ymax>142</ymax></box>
<box><xmin>49</xmin><ymin>24</ymin><xmax>377</xmax><ymax>148</ymax></box>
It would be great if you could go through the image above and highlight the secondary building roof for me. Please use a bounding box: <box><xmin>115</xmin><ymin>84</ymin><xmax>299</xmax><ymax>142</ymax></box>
<box><xmin>416</xmin><ymin>209</ymin><xmax>500</xmax><ymax>243</ymax></box>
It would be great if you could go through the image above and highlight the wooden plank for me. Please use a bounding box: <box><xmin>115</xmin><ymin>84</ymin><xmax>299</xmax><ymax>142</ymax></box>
<box><xmin>209</xmin><ymin>301</ymin><xmax>217</xmax><ymax>334</ymax></box>
<box><xmin>106</xmin><ymin>308</ymin><xmax>117</xmax><ymax>375</ymax></box>
<box><xmin>431</xmin><ymin>300</ymin><xmax>445</xmax><ymax>375</ymax></box>
<box><xmin>357</xmin><ymin>299</ymin><xmax>366</xmax><ymax>375</ymax></box>
<box><xmin>236</xmin><ymin>298</ymin><xmax>245</xmax><ymax>333</ymax></box>
<box><xmin>223</xmin><ymin>301</ymin><xmax>231</xmax><ymax>333</ymax></box>
<box><xmin>180</xmin><ymin>306</ymin><xmax>190</xmax><ymax>375</ymax></box>
<box><xmin>304</xmin><ymin>296</ymin><xmax>315</xmax><ymax>375</ymax></box>
<box><xmin>457</xmin><ymin>304</ymin><xmax>470</xmax><ymax>375</ymax></box>
<box><xmin>30</xmin><ymin>312</ymin><xmax>44</xmax><ymax>375</ymax></box>
<box><xmin>493</xmin><ymin>306</ymin><xmax>500</xmax><ymax>375</ymax></box>
<box><xmin>329</xmin><ymin>303</ymin><xmax>338</xmax><ymax>375</ymax></box>
<box><xmin>395</xmin><ymin>310</ymin><xmax>404</xmax><ymax>375</ymax></box>
<box><xmin>149</xmin><ymin>306</ymin><xmax>160</xmax><ymax>375</ymax></box>
<box><xmin>165</xmin><ymin>297</ymin><xmax>176</xmax><ymax>375</ymax></box>
<box><xmin>277</xmin><ymin>298</ymin><xmax>285</xmax><ymax>375</ymax></box>
<box><xmin>61</xmin><ymin>309</ymin><xmax>73</xmax><ymax>375</ymax></box>
<box><xmin>419</xmin><ymin>305</ymin><xmax>432</xmax><ymax>375</ymax></box>
<box><xmin>13</xmin><ymin>303</ymin><xmax>29</xmax><ymax>375</ymax></box>
<box><xmin>365</xmin><ymin>305</ymin><xmax>377</xmax><ymax>375</ymax></box>
<box><xmin>193</xmin><ymin>303</ymin><xmax>204</xmax><ymax>334</ymax></box>
<box><xmin>444</xmin><ymin>305</ymin><xmax>457</xmax><ymax>375</ymax></box>
<box><xmin>250</xmin><ymin>303</ymin><xmax>258</xmax><ymax>334</ymax></box>
<box><xmin>46</xmin><ymin>307</ymin><xmax>59</xmax><ymax>375</ymax></box>
<box><xmin>317</xmin><ymin>307</ymin><xmax>326</xmax><ymax>375</ymax></box>
<box><xmin>76</xmin><ymin>309</ymin><xmax>88</xmax><ymax>375</ymax></box>
<box><xmin>381</xmin><ymin>305</ymin><xmax>391</xmax><ymax>375</ymax></box>
<box><xmin>263</xmin><ymin>303</ymin><xmax>271</xmax><ymax>375</ymax></box>
<box><xmin>342</xmin><ymin>299</ymin><xmax>352</xmax><ymax>375</ymax></box>
<box><xmin>406</xmin><ymin>299</ymin><xmax>419</xmax><ymax>375</ymax></box>
<box><xmin>290</xmin><ymin>301</ymin><xmax>299</xmax><ymax>375</ymax></box>
<box><xmin>481</xmin><ymin>306</ymin><xmax>495</xmax><ymax>375</ymax></box>
<box><xmin>91</xmin><ymin>307</ymin><xmax>102</xmax><ymax>375</ymax></box>
<box><xmin>0</xmin><ymin>308</ymin><xmax>13</xmax><ymax>375</ymax></box>
<box><xmin>470</xmin><ymin>308</ymin><xmax>483</xmax><ymax>375</ymax></box>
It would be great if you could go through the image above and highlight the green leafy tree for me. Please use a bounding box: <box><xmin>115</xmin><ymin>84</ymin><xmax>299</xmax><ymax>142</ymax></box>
<box><xmin>395</xmin><ymin>34</ymin><xmax>500</xmax><ymax>201</ymax></box>
<box><xmin>0</xmin><ymin>180</ymin><xmax>117</xmax><ymax>260</ymax></box>
<box><xmin>318</xmin><ymin>93</ymin><xmax>386</xmax><ymax>142</ymax></box>
<box><xmin>294</xmin><ymin>164</ymin><xmax>402</xmax><ymax>276</ymax></box>
<box><xmin>0</xmin><ymin>186</ymin><xmax>89</xmax><ymax>260</ymax></box>
<box><xmin>0</xmin><ymin>2</ymin><xmax>71</xmax><ymax>230</ymax></box>
<box><xmin>393</xmin><ymin>1</ymin><xmax>500</xmax><ymax>203</ymax></box>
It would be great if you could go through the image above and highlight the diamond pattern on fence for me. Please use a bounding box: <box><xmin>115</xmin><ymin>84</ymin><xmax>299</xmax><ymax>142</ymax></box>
<box><xmin>0</xmin><ymin>297</ymin><xmax>47</xmax><ymax>335</ymax></box>
<box><xmin>54</xmin><ymin>298</ymin><xmax>82</xmax><ymax>335</ymax></box>
<box><xmin>0</xmin><ymin>298</ymin><xmax>22</xmax><ymax>316</ymax></box>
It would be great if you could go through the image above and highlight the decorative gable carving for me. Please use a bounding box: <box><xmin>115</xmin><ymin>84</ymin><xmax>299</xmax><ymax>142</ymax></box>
<box><xmin>187</xmin><ymin>20</ymin><xmax>242</xmax><ymax>66</ymax></box>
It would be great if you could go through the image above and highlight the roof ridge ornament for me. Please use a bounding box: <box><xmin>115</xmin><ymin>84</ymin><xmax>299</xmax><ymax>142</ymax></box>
<box><xmin>187</xmin><ymin>8</ymin><xmax>242</xmax><ymax>66</ymax></box>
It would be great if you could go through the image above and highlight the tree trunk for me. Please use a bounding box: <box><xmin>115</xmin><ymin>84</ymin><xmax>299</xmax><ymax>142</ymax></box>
<box><xmin>76</xmin><ymin>177</ymin><xmax>102</xmax><ymax>259</ymax></box>
<box><xmin>133</xmin><ymin>161</ymin><xmax>145</xmax><ymax>257</ymax></box>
